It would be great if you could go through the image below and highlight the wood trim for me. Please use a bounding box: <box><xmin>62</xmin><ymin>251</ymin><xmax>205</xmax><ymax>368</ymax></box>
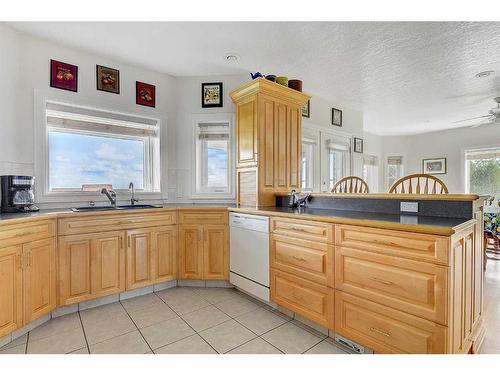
<box><xmin>230</xmin><ymin>78</ymin><xmax>310</xmax><ymax>107</ymax></box>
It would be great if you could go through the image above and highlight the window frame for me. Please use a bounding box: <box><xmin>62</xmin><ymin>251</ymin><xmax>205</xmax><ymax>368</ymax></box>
<box><xmin>34</xmin><ymin>90</ymin><xmax>167</xmax><ymax>205</ymax></box>
<box><xmin>363</xmin><ymin>154</ymin><xmax>379</xmax><ymax>193</ymax></box>
<box><xmin>386</xmin><ymin>155</ymin><xmax>404</xmax><ymax>191</ymax></box>
<box><xmin>191</xmin><ymin>113</ymin><xmax>235</xmax><ymax>200</ymax></box>
<box><xmin>464</xmin><ymin>146</ymin><xmax>500</xmax><ymax>195</ymax></box>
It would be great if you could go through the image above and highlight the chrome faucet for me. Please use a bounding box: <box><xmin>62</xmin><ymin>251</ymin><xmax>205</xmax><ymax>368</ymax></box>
<box><xmin>129</xmin><ymin>182</ymin><xmax>139</xmax><ymax>205</ymax></box>
<box><xmin>101</xmin><ymin>188</ymin><xmax>117</xmax><ymax>207</ymax></box>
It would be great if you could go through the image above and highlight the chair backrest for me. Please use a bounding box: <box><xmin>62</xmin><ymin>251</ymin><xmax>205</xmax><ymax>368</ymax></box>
<box><xmin>388</xmin><ymin>174</ymin><xmax>448</xmax><ymax>194</ymax></box>
<box><xmin>331</xmin><ymin>176</ymin><xmax>369</xmax><ymax>193</ymax></box>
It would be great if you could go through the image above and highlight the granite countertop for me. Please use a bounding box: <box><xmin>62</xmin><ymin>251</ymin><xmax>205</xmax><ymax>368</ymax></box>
<box><xmin>229</xmin><ymin>206</ymin><xmax>474</xmax><ymax>235</ymax></box>
<box><xmin>0</xmin><ymin>203</ymin><xmax>236</xmax><ymax>223</ymax></box>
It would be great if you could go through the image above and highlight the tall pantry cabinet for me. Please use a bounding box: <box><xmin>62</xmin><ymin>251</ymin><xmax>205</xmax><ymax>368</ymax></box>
<box><xmin>230</xmin><ymin>78</ymin><xmax>310</xmax><ymax>207</ymax></box>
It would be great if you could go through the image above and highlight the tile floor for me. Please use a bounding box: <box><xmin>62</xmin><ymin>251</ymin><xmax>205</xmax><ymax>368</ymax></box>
<box><xmin>2</xmin><ymin>257</ymin><xmax>498</xmax><ymax>355</ymax></box>
<box><xmin>0</xmin><ymin>286</ymin><xmax>347</xmax><ymax>354</ymax></box>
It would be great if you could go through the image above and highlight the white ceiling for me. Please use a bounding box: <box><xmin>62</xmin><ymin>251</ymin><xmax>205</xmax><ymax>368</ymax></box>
<box><xmin>7</xmin><ymin>22</ymin><xmax>500</xmax><ymax>135</ymax></box>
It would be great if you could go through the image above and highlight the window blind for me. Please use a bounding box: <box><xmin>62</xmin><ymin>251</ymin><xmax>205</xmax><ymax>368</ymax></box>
<box><xmin>466</xmin><ymin>149</ymin><xmax>500</xmax><ymax>161</ymax></box>
<box><xmin>387</xmin><ymin>156</ymin><xmax>403</xmax><ymax>165</ymax></box>
<box><xmin>46</xmin><ymin>102</ymin><xmax>158</xmax><ymax>137</ymax></box>
<box><xmin>197</xmin><ymin>123</ymin><xmax>229</xmax><ymax>140</ymax></box>
<box><xmin>363</xmin><ymin>154</ymin><xmax>378</xmax><ymax>166</ymax></box>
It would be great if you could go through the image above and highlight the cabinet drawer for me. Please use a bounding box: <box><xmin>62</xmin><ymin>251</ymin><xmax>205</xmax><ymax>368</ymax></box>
<box><xmin>335</xmin><ymin>291</ymin><xmax>447</xmax><ymax>354</ymax></box>
<box><xmin>178</xmin><ymin>209</ymin><xmax>228</xmax><ymax>225</ymax></box>
<box><xmin>58</xmin><ymin>210</ymin><xmax>177</xmax><ymax>235</ymax></box>
<box><xmin>271</xmin><ymin>217</ymin><xmax>334</xmax><ymax>243</ymax></box>
<box><xmin>271</xmin><ymin>234</ymin><xmax>333</xmax><ymax>287</ymax></box>
<box><xmin>0</xmin><ymin>219</ymin><xmax>56</xmax><ymax>248</ymax></box>
<box><xmin>335</xmin><ymin>225</ymin><xmax>449</xmax><ymax>265</ymax></box>
<box><xmin>271</xmin><ymin>269</ymin><xmax>333</xmax><ymax>329</ymax></box>
<box><xmin>335</xmin><ymin>247</ymin><xmax>448</xmax><ymax>324</ymax></box>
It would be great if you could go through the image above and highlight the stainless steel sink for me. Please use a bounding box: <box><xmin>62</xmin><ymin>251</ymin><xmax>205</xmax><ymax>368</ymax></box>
<box><xmin>116</xmin><ymin>204</ymin><xmax>161</xmax><ymax>209</ymax></box>
<box><xmin>71</xmin><ymin>206</ymin><xmax>118</xmax><ymax>212</ymax></box>
<box><xmin>71</xmin><ymin>204</ymin><xmax>161</xmax><ymax>212</ymax></box>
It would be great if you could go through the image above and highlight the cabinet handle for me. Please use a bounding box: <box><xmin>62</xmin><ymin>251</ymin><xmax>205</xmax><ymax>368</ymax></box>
<box><xmin>368</xmin><ymin>277</ymin><xmax>394</xmax><ymax>286</ymax></box>
<box><xmin>291</xmin><ymin>255</ymin><xmax>307</xmax><ymax>262</ymax></box>
<box><xmin>290</xmin><ymin>226</ymin><xmax>307</xmax><ymax>232</ymax></box>
<box><xmin>17</xmin><ymin>254</ymin><xmax>22</xmax><ymax>269</ymax></box>
<box><xmin>127</xmin><ymin>236</ymin><xmax>131</xmax><ymax>248</ymax></box>
<box><xmin>369</xmin><ymin>327</ymin><xmax>391</xmax><ymax>337</ymax></box>
<box><xmin>26</xmin><ymin>252</ymin><xmax>31</xmax><ymax>267</ymax></box>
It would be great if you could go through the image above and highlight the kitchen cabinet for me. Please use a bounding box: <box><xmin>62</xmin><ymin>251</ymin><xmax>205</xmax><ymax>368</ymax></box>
<box><xmin>22</xmin><ymin>238</ymin><xmax>57</xmax><ymax>323</ymax></box>
<box><xmin>231</xmin><ymin>78</ymin><xmax>310</xmax><ymax>207</ymax></box>
<box><xmin>127</xmin><ymin>228</ymin><xmax>153</xmax><ymax>290</ymax></box>
<box><xmin>178</xmin><ymin>209</ymin><xmax>229</xmax><ymax>280</ymax></box>
<box><xmin>0</xmin><ymin>218</ymin><xmax>56</xmax><ymax>338</ymax></box>
<box><xmin>152</xmin><ymin>226</ymin><xmax>177</xmax><ymax>283</ymax></box>
<box><xmin>0</xmin><ymin>245</ymin><xmax>23</xmax><ymax>337</ymax></box>
<box><xmin>59</xmin><ymin>231</ymin><xmax>126</xmax><ymax>305</ymax></box>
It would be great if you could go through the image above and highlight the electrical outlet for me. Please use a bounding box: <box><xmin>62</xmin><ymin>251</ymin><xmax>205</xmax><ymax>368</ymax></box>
<box><xmin>400</xmin><ymin>201</ymin><xmax>418</xmax><ymax>213</ymax></box>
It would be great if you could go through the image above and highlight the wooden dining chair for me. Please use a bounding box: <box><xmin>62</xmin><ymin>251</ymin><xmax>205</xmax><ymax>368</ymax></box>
<box><xmin>331</xmin><ymin>176</ymin><xmax>370</xmax><ymax>193</ymax></box>
<box><xmin>388</xmin><ymin>173</ymin><xmax>449</xmax><ymax>194</ymax></box>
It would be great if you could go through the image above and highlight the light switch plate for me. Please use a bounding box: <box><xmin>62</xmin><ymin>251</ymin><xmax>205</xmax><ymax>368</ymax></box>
<box><xmin>400</xmin><ymin>201</ymin><xmax>418</xmax><ymax>213</ymax></box>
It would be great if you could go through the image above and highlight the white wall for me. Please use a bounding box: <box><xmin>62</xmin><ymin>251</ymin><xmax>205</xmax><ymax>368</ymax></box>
<box><xmin>0</xmin><ymin>24</ymin><xmax>25</xmax><ymax>174</ymax></box>
<box><xmin>380</xmin><ymin>123</ymin><xmax>500</xmax><ymax>193</ymax></box>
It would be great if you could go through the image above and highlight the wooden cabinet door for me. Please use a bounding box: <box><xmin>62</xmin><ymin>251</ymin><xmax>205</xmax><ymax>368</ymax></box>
<box><xmin>274</xmin><ymin>102</ymin><xmax>288</xmax><ymax>189</ymax></box>
<box><xmin>152</xmin><ymin>226</ymin><xmax>177</xmax><ymax>283</ymax></box>
<box><xmin>203</xmin><ymin>225</ymin><xmax>228</xmax><ymax>280</ymax></box>
<box><xmin>58</xmin><ymin>235</ymin><xmax>93</xmax><ymax>305</ymax></box>
<box><xmin>91</xmin><ymin>232</ymin><xmax>126</xmax><ymax>298</ymax></box>
<box><xmin>126</xmin><ymin>229</ymin><xmax>154</xmax><ymax>290</ymax></box>
<box><xmin>287</xmin><ymin>105</ymin><xmax>301</xmax><ymax>189</ymax></box>
<box><xmin>236</xmin><ymin>96</ymin><xmax>258</xmax><ymax>166</ymax></box>
<box><xmin>0</xmin><ymin>245</ymin><xmax>23</xmax><ymax>337</ymax></box>
<box><xmin>23</xmin><ymin>238</ymin><xmax>57</xmax><ymax>323</ymax></box>
<box><xmin>178</xmin><ymin>225</ymin><xmax>204</xmax><ymax>279</ymax></box>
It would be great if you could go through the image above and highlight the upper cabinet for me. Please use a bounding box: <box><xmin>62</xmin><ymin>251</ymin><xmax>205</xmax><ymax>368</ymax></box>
<box><xmin>231</xmin><ymin>78</ymin><xmax>310</xmax><ymax>207</ymax></box>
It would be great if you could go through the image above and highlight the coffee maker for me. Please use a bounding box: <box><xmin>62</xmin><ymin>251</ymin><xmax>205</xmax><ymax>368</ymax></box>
<box><xmin>1</xmin><ymin>175</ymin><xmax>39</xmax><ymax>213</ymax></box>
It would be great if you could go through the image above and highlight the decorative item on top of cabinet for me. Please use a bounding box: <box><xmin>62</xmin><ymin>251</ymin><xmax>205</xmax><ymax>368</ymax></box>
<box><xmin>230</xmin><ymin>78</ymin><xmax>310</xmax><ymax>207</ymax></box>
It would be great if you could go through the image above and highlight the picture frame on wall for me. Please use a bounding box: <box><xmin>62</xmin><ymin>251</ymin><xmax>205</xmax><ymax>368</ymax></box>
<box><xmin>354</xmin><ymin>137</ymin><xmax>364</xmax><ymax>153</ymax></box>
<box><xmin>136</xmin><ymin>81</ymin><xmax>156</xmax><ymax>107</ymax></box>
<box><xmin>202</xmin><ymin>82</ymin><xmax>223</xmax><ymax>108</ymax></box>
<box><xmin>50</xmin><ymin>59</ymin><xmax>78</xmax><ymax>92</ymax></box>
<box><xmin>302</xmin><ymin>100</ymin><xmax>310</xmax><ymax>118</ymax></box>
<box><xmin>96</xmin><ymin>65</ymin><xmax>120</xmax><ymax>94</ymax></box>
<box><xmin>422</xmin><ymin>157</ymin><xmax>447</xmax><ymax>174</ymax></box>
<box><xmin>331</xmin><ymin>107</ymin><xmax>342</xmax><ymax>127</ymax></box>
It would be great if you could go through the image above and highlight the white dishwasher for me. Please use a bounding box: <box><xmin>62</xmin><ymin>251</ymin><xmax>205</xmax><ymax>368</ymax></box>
<box><xmin>229</xmin><ymin>213</ymin><xmax>270</xmax><ymax>302</ymax></box>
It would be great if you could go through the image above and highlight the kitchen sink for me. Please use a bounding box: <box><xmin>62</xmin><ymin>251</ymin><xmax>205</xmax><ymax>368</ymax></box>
<box><xmin>71</xmin><ymin>206</ymin><xmax>118</xmax><ymax>212</ymax></box>
<box><xmin>116</xmin><ymin>204</ymin><xmax>161</xmax><ymax>209</ymax></box>
<box><xmin>71</xmin><ymin>204</ymin><xmax>161</xmax><ymax>212</ymax></box>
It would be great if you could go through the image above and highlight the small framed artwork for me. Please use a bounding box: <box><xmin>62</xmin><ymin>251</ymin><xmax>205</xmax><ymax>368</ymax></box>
<box><xmin>354</xmin><ymin>137</ymin><xmax>364</xmax><ymax>153</ymax></box>
<box><xmin>50</xmin><ymin>59</ymin><xmax>78</xmax><ymax>92</ymax></box>
<box><xmin>332</xmin><ymin>107</ymin><xmax>342</xmax><ymax>127</ymax></box>
<box><xmin>422</xmin><ymin>157</ymin><xmax>447</xmax><ymax>174</ymax></box>
<box><xmin>136</xmin><ymin>81</ymin><xmax>156</xmax><ymax>107</ymax></box>
<box><xmin>202</xmin><ymin>82</ymin><xmax>223</xmax><ymax>108</ymax></box>
<box><xmin>96</xmin><ymin>65</ymin><xmax>120</xmax><ymax>94</ymax></box>
<box><xmin>302</xmin><ymin>100</ymin><xmax>310</xmax><ymax>118</ymax></box>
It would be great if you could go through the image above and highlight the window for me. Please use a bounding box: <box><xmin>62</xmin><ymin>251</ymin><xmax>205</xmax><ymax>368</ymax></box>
<box><xmin>301</xmin><ymin>137</ymin><xmax>316</xmax><ymax>190</ymax></box>
<box><xmin>46</xmin><ymin>102</ymin><xmax>160</xmax><ymax>193</ymax></box>
<box><xmin>465</xmin><ymin>148</ymin><xmax>500</xmax><ymax>195</ymax></box>
<box><xmin>194</xmin><ymin>120</ymin><xmax>232</xmax><ymax>196</ymax></box>
<box><xmin>363</xmin><ymin>154</ymin><xmax>379</xmax><ymax>192</ymax></box>
<box><xmin>321</xmin><ymin>133</ymin><xmax>351</xmax><ymax>191</ymax></box>
<box><xmin>386</xmin><ymin>156</ymin><xmax>403</xmax><ymax>190</ymax></box>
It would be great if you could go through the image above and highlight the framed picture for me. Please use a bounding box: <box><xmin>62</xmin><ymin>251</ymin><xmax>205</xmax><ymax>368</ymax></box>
<box><xmin>354</xmin><ymin>137</ymin><xmax>363</xmax><ymax>153</ymax></box>
<box><xmin>422</xmin><ymin>157</ymin><xmax>447</xmax><ymax>174</ymax></box>
<box><xmin>302</xmin><ymin>100</ymin><xmax>310</xmax><ymax>118</ymax></box>
<box><xmin>50</xmin><ymin>59</ymin><xmax>78</xmax><ymax>92</ymax></box>
<box><xmin>332</xmin><ymin>108</ymin><xmax>342</xmax><ymax>127</ymax></box>
<box><xmin>202</xmin><ymin>82</ymin><xmax>223</xmax><ymax>108</ymax></box>
<box><xmin>96</xmin><ymin>65</ymin><xmax>120</xmax><ymax>94</ymax></box>
<box><xmin>136</xmin><ymin>81</ymin><xmax>156</xmax><ymax>107</ymax></box>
